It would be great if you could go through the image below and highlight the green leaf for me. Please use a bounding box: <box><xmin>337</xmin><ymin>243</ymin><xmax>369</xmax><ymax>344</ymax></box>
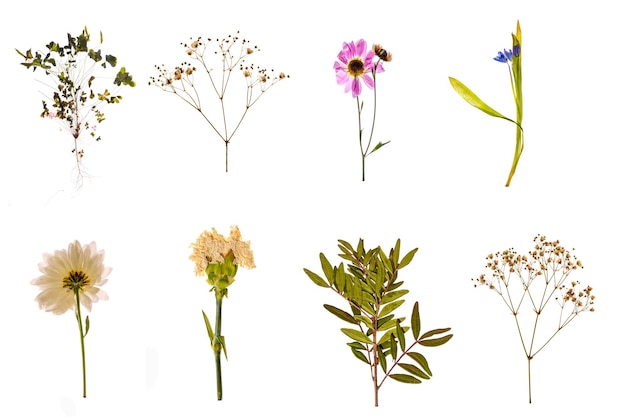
<box><xmin>389</xmin><ymin>333</ymin><xmax>398</xmax><ymax>360</ymax></box>
<box><xmin>379</xmin><ymin>299</ymin><xmax>404</xmax><ymax>317</ymax></box>
<box><xmin>347</xmin><ymin>341</ymin><xmax>366</xmax><ymax>350</ymax></box>
<box><xmin>420</xmin><ymin>328</ymin><xmax>451</xmax><ymax>339</ymax></box>
<box><xmin>389</xmin><ymin>374</ymin><xmax>421</xmax><ymax>384</ymax></box>
<box><xmin>419</xmin><ymin>334</ymin><xmax>453</xmax><ymax>347</ymax></box>
<box><xmin>320</xmin><ymin>253</ymin><xmax>334</xmax><ymax>286</ymax></box>
<box><xmin>448</xmin><ymin>77</ymin><xmax>521</xmax><ymax>128</ymax></box>
<box><xmin>407</xmin><ymin>352</ymin><xmax>432</xmax><ymax>376</ymax></box>
<box><xmin>324</xmin><ymin>304</ymin><xmax>358</xmax><ymax>324</ymax></box>
<box><xmin>351</xmin><ymin>347</ymin><xmax>370</xmax><ymax>364</ymax></box>
<box><xmin>396</xmin><ymin>320</ymin><xmax>406</xmax><ymax>352</ymax></box>
<box><xmin>398</xmin><ymin>247</ymin><xmax>418</xmax><ymax>269</ymax></box>
<box><xmin>84</xmin><ymin>315</ymin><xmax>90</xmax><ymax>337</ymax></box>
<box><xmin>202</xmin><ymin>310</ymin><xmax>215</xmax><ymax>341</ymax></box>
<box><xmin>303</xmin><ymin>268</ymin><xmax>328</xmax><ymax>288</ymax></box>
<box><xmin>411</xmin><ymin>302</ymin><xmax>421</xmax><ymax>340</ymax></box>
<box><xmin>335</xmin><ymin>263</ymin><xmax>346</xmax><ymax>292</ymax></box>
<box><xmin>354</xmin><ymin>314</ymin><xmax>373</xmax><ymax>329</ymax></box>
<box><xmin>218</xmin><ymin>335</ymin><xmax>228</xmax><ymax>360</ymax></box>
<box><xmin>391</xmin><ymin>239</ymin><xmax>401</xmax><ymax>266</ymax></box>
<box><xmin>398</xmin><ymin>363</ymin><xmax>430</xmax><ymax>379</ymax></box>
<box><xmin>379</xmin><ymin>249</ymin><xmax>393</xmax><ymax>273</ymax></box>
<box><xmin>369</xmin><ymin>140</ymin><xmax>390</xmax><ymax>155</ymax></box>
<box><xmin>381</xmin><ymin>289</ymin><xmax>409</xmax><ymax>304</ymax></box>
<box><xmin>377</xmin><ymin>314</ymin><xmax>394</xmax><ymax>330</ymax></box>
<box><xmin>341</xmin><ymin>328</ymin><xmax>373</xmax><ymax>345</ymax></box>
<box><xmin>377</xmin><ymin>346</ymin><xmax>387</xmax><ymax>373</ymax></box>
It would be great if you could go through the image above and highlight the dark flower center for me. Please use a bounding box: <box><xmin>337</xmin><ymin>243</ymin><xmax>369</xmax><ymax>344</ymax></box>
<box><xmin>63</xmin><ymin>270</ymin><xmax>90</xmax><ymax>292</ymax></box>
<box><xmin>347</xmin><ymin>58</ymin><xmax>365</xmax><ymax>77</ymax></box>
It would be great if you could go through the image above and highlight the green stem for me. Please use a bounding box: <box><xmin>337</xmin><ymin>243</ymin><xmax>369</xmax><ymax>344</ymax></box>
<box><xmin>214</xmin><ymin>292</ymin><xmax>224</xmax><ymax>400</ymax></box>
<box><xmin>356</xmin><ymin>97</ymin><xmax>365</xmax><ymax>181</ymax></box>
<box><xmin>73</xmin><ymin>288</ymin><xmax>87</xmax><ymax>398</ymax></box>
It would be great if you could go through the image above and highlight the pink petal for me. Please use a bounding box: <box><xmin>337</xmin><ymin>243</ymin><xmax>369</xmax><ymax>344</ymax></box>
<box><xmin>336</xmin><ymin>71</ymin><xmax>349</xmax><ymax>85</ymax></box>
<box><xmin>355</xmin><ymin>39</ymin><xmax>367</xmax><ymax>57</ymax></box>
<box><xmin>352</xmin><ymin>78</ymin><xmax>362</xmax><ymax>97</ymax></box>
<box><xmin>362</xmin><ymin>74</ymin><xmax>375</xmax><ymax>90</ymax></box>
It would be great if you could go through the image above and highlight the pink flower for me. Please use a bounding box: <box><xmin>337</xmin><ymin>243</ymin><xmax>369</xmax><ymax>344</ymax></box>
<box><xmin>334</xmin><ymin>39</ymin><xmax>384</xmax><ymax>98</ymax></box>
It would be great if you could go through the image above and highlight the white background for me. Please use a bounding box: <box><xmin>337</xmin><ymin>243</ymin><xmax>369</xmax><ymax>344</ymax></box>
<box><xmin>1</xmin><ymin>0</ymin><xmax>623</xmax><ymax>416</ymax></box>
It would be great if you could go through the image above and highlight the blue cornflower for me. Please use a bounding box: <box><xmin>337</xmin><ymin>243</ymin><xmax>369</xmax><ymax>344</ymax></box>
<box><xmin>493</xmin><ymin>49</ymin><xmax>513</xmax><ymax>63</ymax></box>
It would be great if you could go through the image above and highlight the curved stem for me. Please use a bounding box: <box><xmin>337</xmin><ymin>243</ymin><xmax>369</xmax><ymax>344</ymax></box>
<box><xmin>73</xmin><ymin>288</ymin><xmax>87</xmax><ymax>398</ymax></box>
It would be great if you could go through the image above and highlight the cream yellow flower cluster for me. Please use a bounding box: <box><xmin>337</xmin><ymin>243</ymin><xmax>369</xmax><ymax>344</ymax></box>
<box><xmin>190</xmin><ymin>225</ymin><xmax>255</xmax><ymax>276</ymax></box>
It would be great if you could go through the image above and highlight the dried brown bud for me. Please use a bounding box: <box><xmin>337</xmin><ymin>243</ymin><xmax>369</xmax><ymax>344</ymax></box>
<box><xmin>373</xmin><ymin>44</ymin><xmax>392</xmax><ymax>62</ymax></box>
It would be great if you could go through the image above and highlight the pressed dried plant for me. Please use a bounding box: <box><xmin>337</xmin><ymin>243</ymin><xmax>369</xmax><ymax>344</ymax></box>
<box><xmin>472</xmin><ymin>235</ymin><xmax>595</xmax><ymax>403</ymax></box>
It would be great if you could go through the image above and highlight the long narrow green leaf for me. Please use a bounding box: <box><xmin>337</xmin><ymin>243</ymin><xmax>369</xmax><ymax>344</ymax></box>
<box><xmin>411</xmin><ymin>302</ymin><xmax>421</xmax><ymax>340</ymax></box>
<box><xmin>323</xmin><ymin>304</ymin><xmax>358</xmax><ymax>324</ymax></box>
<box><xmin>389</xmin><ymin>374</ymin><xmax>421</xmax><ymax>384</ymax></box>
<box><xmin>341</xmin><ymin>328</ymin><xmax>373</xmax><ymax>345</ymax></box>
<box><xmin>420</xmin><ymin>328</ymin><xmax>451</xmax><ymax>339</ymax></box>
<box><xmin>218</xmin><ymin>335</ymin><xmax>228</xmax><ymax>360</ymax></box>
<box><xmin>351</xmin><ymin>348</ymin><xmax>370</xmax><ymax>364</ymax></box>
<box><xmin>304</xmin><ymin>268</ymin><xmax>329</xmax><ymax>288</ymax></box>
<box><xmin>392</xmin><ymin>239</ymin><xmax>401</xmax><ymax>266</ymax></box>
<box><xmin>419</xmin><ymin>334</ymin><xmax>453</xmax><ymax>347</ymax></box>
<box><xmin>449</xmin><ymin>77</ymin><xmax>521</xmax><ymax>128</ymax></box>
<box><xmin>377</xmin><ymin>346</ymin><xmax>387</xmax><ymax>373</ymax></box>
<box><xmin>202</xmin><ymin>310</ymin><xmax>214</xmax><ymax>341</ymax></box>
<box><xmin>398</xmin><ymin>248</ymin><xmax>418</xmax><ymax>269</ymax></box>
<box><xmin>398</xmin><ymin>363</ymin><xmax>430</xmax><ymax>379</ymax></box>
<box><xmin>379</xmin><ymin>299</ymin><xmax>405</xmax><ymax>317</ymax></box>
<box><xmin>320</xmin><ymin>253</ymin><xmax>334</xmax><ymax>286</ymax></box>
<box><xmin>335</xmin><ymin>263</ymin><xmax>346</xmax><ymax>292</ymax></box>
<box><xmin>390</xmin><ymin>333</ymin><xmax>398</xmax><ymax>360</ymax></box>
<box><xmin>347</xmin><ymin>341</ymin><xmax>366</xmax><ymax>350</ymax></box>
<box><xmin>369</xmin><ymin>140</ymin><xmax>390</xmax><ymax>154</ymax></box>
<box><xmin>407</xmin><ymin>352</ymin><xmax>432</xmax><ymax>376</ymax></box>
<box><xmin>84</xmin><ymin>315</ymin><xmax>90</xmax><ymax>337</ymax></box>
<box><xmin>381</xmin><ymin>289</ymin><xmax>409</xmax><ymax>304</ymax></box>
<box><xmin>396</xmin><ymin>320</ymin><xmax>406</xmax><ymax>352</ymax></box>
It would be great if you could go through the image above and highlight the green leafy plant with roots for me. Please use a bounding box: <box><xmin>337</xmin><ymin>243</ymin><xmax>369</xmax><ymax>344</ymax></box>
<box><xmin>17</xmin><ymin>26</ymin><xmax>135</xmax><ymax>189</ymax></box>
<box><xmin>304</xmin><ymin>238</ymin><xmax>453</xmax><ymax>407</ymax></box>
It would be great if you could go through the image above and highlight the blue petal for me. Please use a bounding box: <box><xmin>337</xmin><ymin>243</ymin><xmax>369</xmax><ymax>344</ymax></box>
<box><xmin>493</xmin><ymin>51</ymin><xmax>507</xmax><ymax>63</ymax></box>
<box><xmin>513</xmin><ymin>45</ymin><xmax>520</xmax><ymax>57</ymax></box>
<box><xmin>504</xmin><ymin>49</ymin><xmax>513</xmax><ymax>61</ymax></box>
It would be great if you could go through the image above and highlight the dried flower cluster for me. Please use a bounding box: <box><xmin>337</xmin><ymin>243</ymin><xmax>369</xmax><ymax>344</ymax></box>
<box><xmin>149</xmin><ymin>32</ymin><xmax>288</xmax><ymax>172</ymax></box>
<box><xmin>190</xmin><ymin>225</ymin><xmax>255</xmax><ymax>276</ymax></box>
<box><xmin>471</xmin><ymin>234</ymin><xmax>595</xmax><ymax>403</ymax></box>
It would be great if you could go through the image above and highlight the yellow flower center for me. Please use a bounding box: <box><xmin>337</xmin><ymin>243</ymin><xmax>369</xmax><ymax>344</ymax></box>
<box><xmin>347</xmin><ymin>58</ymin><xmax>365</xmax><ymax>78</ymax></box>
<box><xmin>62</xmin><ymin>270</ymin><xmax>90</xmax><ymax>292</ymax></box>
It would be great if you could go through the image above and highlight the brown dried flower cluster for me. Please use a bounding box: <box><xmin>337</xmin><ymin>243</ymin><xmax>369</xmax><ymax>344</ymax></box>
<box><xmin>190</xmin><ymin>225</ymin><xmax>255</xmax><ymax>276</ymax></box>
<box><xmin>471</xmin><ymin>234</ymin><xmax>596</xmax><ymax>403</ymax></box>
<box><xmin>149</xmin><ymin>31</ymin><xmax>289</xmax><ymax>172</ymax></box>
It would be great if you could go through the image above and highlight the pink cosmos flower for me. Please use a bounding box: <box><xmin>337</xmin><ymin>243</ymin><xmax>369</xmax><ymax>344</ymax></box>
<box><xmin>334</xmin><ymin>39</ymin><xmax>384</xmax><ymax>98</ymax></box>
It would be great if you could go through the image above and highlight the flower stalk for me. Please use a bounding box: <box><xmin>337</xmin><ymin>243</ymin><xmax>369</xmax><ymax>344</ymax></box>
<box><xmin>449</xmin><ymin>21</ymin><xmax>524</xmax><ymax>186</ymax></box>
<box><xmin>31</xmin><ymin>240</ymin><xmax>110</xmax><ymax>397</ymax></box>
<box><xmin>334</xmin><ymin>40</ymin><xmax>391</xmax><ymax>181</ymax></box>
<box><xmin>472</xmin><ymin>235</ymin><xmax>595</xmax><ymax>402</ymax></box>
<box><xmin>191</xmin><ymin>226</ymin><xmax>254</xmax><ymax>400</ymax></box>
<box><xmin>150</xmin><ymin>33</ymin><xmax>288</xmax><ymax>172</ymax></box>
<box><xmin>73</xmin><ymin>288</ymin><xmax>88</xmax><ymax>398</ymax></box>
